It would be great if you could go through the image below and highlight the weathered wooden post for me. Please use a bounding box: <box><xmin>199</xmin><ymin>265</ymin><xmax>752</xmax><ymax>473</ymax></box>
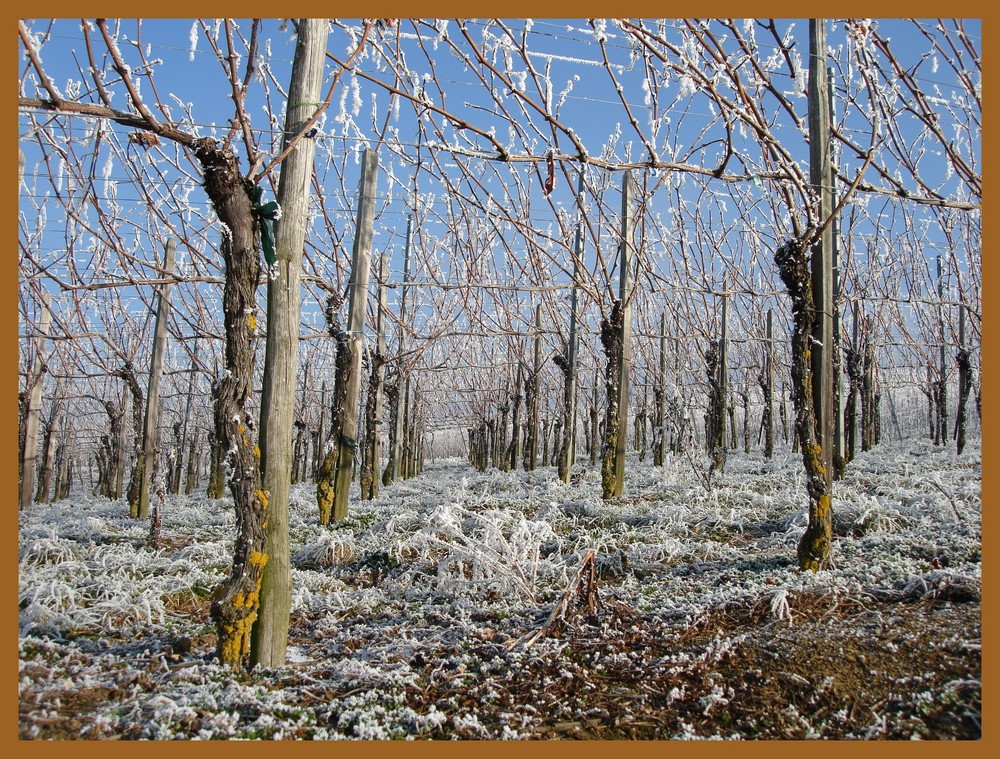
<box><xmin>524</xmin><ymin>304</ymin><xmax>542</xmax><ymax>471</ymax></box>
<box><xmin>763</xmin><ymin>308</ymin><xmax>775</xmax><ymax>459</ymax></box>
<box><xmin>654</xmin><ymin>312</ymin><xmax>667</xmax><ymax>466</ymax></box>
<box><xmin>35</xmin><ymin>379</ymin><xmax>62</xmax><ymax>504</ymax></box>
<box><xmin>936</xmin><ymin>255</ymin><xmax>949</xmax><ymax>445</ymax></box>
<box><xmin>138</xmin><ymin>238</ymin><xmax>176</xmax><ymax>519</ymax></box>
<box><xmin>717</xmin><ymin>280</ymin><xmax>729</xmax><ymax>470</ymax></box>
<box><xmin>810</xmin><ymin>20</ymin><xmax>835</xmax><ymax>488</ymax></box>
<box><xmin>956</xmin><ymin>303</ymin><xmax>971</xmax><ymax>455</ymax></box>
<box><xmin>845</xmin><ymin>302</ymin><xmax>862</xmax><ymax>462</ymax></box>
<box><xmin>783</xmin><ymin>16</ymin><xmax>835</xmax><ymax>572</ymax></box>
<box><xmin>508</xmin><ymin>361</ymin><xmax>523</xmax><ymax>471</ymax></box>
<box><xmin>830</xmin><ymin>66</ymin><xmax>846</xmax><ymax>479</ymax></box>
<box><xmin>332</xmin><ymin>148</ymin><xmax>378</xmax><ymax>521</ymax></box>
<box><xmin>20</xmin><ymin>292</ymin><xmax>52</xmax><ymax>511</ymax></box>
<box><xmin>390</xmin><ymin>215</ymin><xmax>413</xmax><ymax>483</ymax></box>
<box><xmin>315</xmin><ymin>380</ymin><xmax>327</xmax><ymax>481</ymax></box>
<box><xmin>558</xmin><ymin>169</ymin><xmax>585</xmax><ymax>483</ymax></box>
<box><xmin>252</xmin><ymin>17</ymin><xmax>330</xmax><ymax>669</ymax></box>
<box><xmin>361</xmin><ymin>249</ymin><xmax>389</xmax><ymax>499</ymax></box>
<box><xmin>589</xmin><ymin>372</ymin><xmax>600</xmax><ymax>465</ymax></box>
<box><xmin>862</xmin><ymin>320</ymin><xmax>875</xmax><ymax>453</ymax></box>
<box><xmin>177</xmin><ymin>340</ymin><xmax>200</xmax><ymax>494</ymax></box>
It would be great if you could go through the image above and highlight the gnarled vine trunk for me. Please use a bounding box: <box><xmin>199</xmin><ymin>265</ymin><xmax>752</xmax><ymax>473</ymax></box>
<box><xmin>600</xmin><ymin>300</ymin><xmax>625</xmax><ymax>500</ymax></box>
<box><xmin>775</xmin><ymin>239</ymin><xmax>832</xmax><ymax>572</ymax></box>
<box><xmin>195</xmin><ymin>138</ymin><xmax>269</xmax><ymax>669</ymax></box>
<box><xmin>316</xmin><ymin>301</ymin><xmax>352</xmax><ymax>525</ymax></box>
<box><xmin>113</xmin><ymin>363</ymin><xmax>144</xmax><ymax>516</ymax></box>
<box><xmin>360</xmin><ymin>350</ymin><xmax>386</xmax><ymax>500</ymax></box>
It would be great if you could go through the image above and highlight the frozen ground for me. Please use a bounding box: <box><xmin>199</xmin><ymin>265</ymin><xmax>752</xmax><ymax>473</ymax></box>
<box><xmin>18</xmin><ymin>439</ymin><xmax>981</xmax><ymax>739</ymax></box>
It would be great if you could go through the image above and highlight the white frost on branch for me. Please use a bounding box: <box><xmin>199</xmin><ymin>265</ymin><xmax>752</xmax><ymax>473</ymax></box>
<box><xmin>188</xmin><ymin>21</ymin><xmax>198</xmax><ymax>61</ymax></box>
<box><xmin>556</xmin><ymin>75</ymin><xmax>579</xmax><ymax>111</ymax></box>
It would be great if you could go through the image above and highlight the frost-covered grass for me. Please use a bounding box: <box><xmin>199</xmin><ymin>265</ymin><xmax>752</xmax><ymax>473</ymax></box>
<box><xmin>18</xmin><ymin>438</ymin><xmax>981</xmax><ymax>739</ymax></box>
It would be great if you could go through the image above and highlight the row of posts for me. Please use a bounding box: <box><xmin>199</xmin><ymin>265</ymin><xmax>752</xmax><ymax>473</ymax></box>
<box><xmin>19</xmin><ymin>148</ymin><xmax>977</xmax><ymax>513</ymax></box>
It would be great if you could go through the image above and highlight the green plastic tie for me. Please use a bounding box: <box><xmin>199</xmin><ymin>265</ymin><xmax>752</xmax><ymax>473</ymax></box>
<box><xmin>250</xmin><ymin>185</ymin><xmax>281</xmax><ymax>267</ymax></box>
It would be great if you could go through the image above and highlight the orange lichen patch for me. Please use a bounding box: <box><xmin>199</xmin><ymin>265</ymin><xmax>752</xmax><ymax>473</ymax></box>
<box><xmin>233</xmin><ymin>592</ymin><xmax>245</xmax><ymax>608</ymax></box>
<box><xmin>218</xmin><ymin>610</ymin><xmax>258</xmax><ymax>666</ymax></box>
<box><xmin>248</xmin><ymin>312</ymin><xmax>257</xmax><ymax>331</ymax></box>
<box><xmin>817</xmin><ymin>493</ymin><xmax>832</xmax><ymax>516</ymax></box>
<box><xmin>256</xmin><ymin>489</ymin><xmax>269</xmax><ymax>509</ymax></box>
<box><xmin>317</xmin><ymin>480</ymin><xmax>334</xmax><ymax>525</ymax></box>
<box><xmin>253</xmin><ymin>444</ymin><xmax>261</xmax><ymax>461</ymax></box>
<box><xmin>805</xmin><ymin>443</ymin><xmax>827</xmax><ymax>479</ymax></box>
<box><xmin>248</xmin><ymin>550</ymin><xmax>268</xmax><ymax>569</ymax></box>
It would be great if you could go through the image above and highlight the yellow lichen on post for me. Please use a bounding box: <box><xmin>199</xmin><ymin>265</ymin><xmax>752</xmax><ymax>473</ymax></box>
<box><xmin>248</xmin><ymin>550</ymin><xmax>268</xmax><ymax>569</ymax></box>
<box><xmin>798</xmin><ymin>491</ymin><xmax>833</xmax><ymax>572</ymax></box>
<box><xmin>248</xmin><ymin>312</ymin><xmax>257</xmax><ymax>331</ymax></box>
<box><xmin>256</xmin><ymin>488</ymin><xmax>269</xmax><ymax>509</ymax></box>
<box><xmin>806</xmin><ymin>444</ymin><xmax>827</xmax><ymax>478</ymax></box>
<box><xmin>217</xmin><ymin>610</ymin><xmax>258</xmax><ymax>666</ymax></box>
<box><xmin>317</xmin><ymin>479</ymin><xmax>334</xmax><ymax>525</ymax></box>
<box><xmin>817</xmin><ymin>493</ymin><xmax>831</xmax><ymax>516</ymax></box>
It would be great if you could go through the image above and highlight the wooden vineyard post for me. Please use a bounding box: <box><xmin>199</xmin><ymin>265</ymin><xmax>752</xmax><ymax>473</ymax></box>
<box><xmin>810</xmin><ymin>19</ymin><xmax>835</xmax><ymax>490</ymax></box>
<box><xmin>715</xmin><ymin>280</ymin><xmax>729</xmax><ymax>472</ymax></box>
<box><xmin>138</xmin><ymin>238</ymin><xmax>176</xmax><ymax>519</ymax></box>
<box><xmin>251</xmin><ymin>16</ymin><xmax>329</xmax><ymax>670</ymax></box>
<box><xmin>403</xmin><ymin>381</ymin><xmax>419</xmax><ymax>479</ymax></box>
<box><xmin>176</xmin><ymin>340</ymin><xmax>200</xmax><ymax>494</ymax></box>
<box><xmin>862</xmin><ymin>324</ymin><xmax>875</xmax><ymax>452</ymax></box>
<box><xmin>332</xmin><ymin>148</ymin><xmax>378</xmax><ymax>521</ymax></box>
<box><xmin>390</xmin><ymin>215</ymin><xmax>413</xmax><ymax>484</ymax></box>
<box><xmin>956</xmin><ymin>304</ymin><xmax>972</xmax><ymax>455</ymax></box>
<box><xmin>114</xmin><ymin>404</ymin><xmax>127</xmax><ymax>500</ymax></box>
<box><xmin>845</xmin><ymin>303</ymin><xmax>862</xmax><ymax>463</ymax></box>
<box><xmin>654</xmin><ymin>313</ymin><xmax>667</xmax><ymax>467</ymax></box>
<box><xmin>614</xmin><ymin>172</ymin><xmax>634</xmax><ymax>498</ymax></box>
<box><xmin>401</xmin><ymin>375</ymin><xmax>414</xmax><ymax>479</ymax></box>
<box><xmin>35</xmin><ymin>378</ymin><xmax>62</xmax><ymax>504</ymax></box>
<box><xmin>830</xmin><ymin>66</ymin><xmax>846</xmax><ymax>480</ymax></box>
<box><xmin>790</xmin><ymin>17</ymin><xmax>834</xmax><ymax>571</ymax></box>
<box><xmin>361</xmin><ymin>249</ymin><xmax>389</xmax><ymax>500</ymax></box>
<box><xmin>672</xmin><ymin>322</ymin><xmax>684</xmax><ymax>454</ymax></box>
<box><xmin>507</xmin><ymin>362</ymin><xmax>523</xmax><ymax>471</ymax></box>
<box><xmin>525</xmin><ymin>304</ymin><xmax>542</xmax><ymax>471</ymax></box>
<box><xmin>498</xmin><ymin>380</ymin><xmax>511</xmax><ymax>472</ymax></box>
<box><xmin>20</xmin><ymin>292</ymin><xmax>52</xmax><ymax>511</ymax></box>
<box><xmin>589</xmin><ymin>373</ymin><xmax>599</xmax><ymax>465</ymax></box>
<box><xmin>558</xmin><ymin>169</ymin><xmax>585</xmax><ymax>483</ymax></box>
<box><xmin>763</xmin><ymin>309</ymin><xmax>775</xmax><ymax>459</ymax></box>
<box><xmin>315</xmin><ymin>381</ymin><xmax>327</xmax><ymax>481</ymax></box>
<box><xmin>936</xmin><ymin>255</ymin><xmax>949</xmax><ymax>445</ymax></box>
<box><xmin>412</xmin><ymin>387</ymin><xmax>422</xmax><ymax>477</ymax></box>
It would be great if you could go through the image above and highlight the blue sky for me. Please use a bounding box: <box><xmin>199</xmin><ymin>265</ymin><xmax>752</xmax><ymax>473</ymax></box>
<box><xmin>18</xmin><ymin>18</ymin><xmax>981</xmax><ymax>395</ymax></box>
